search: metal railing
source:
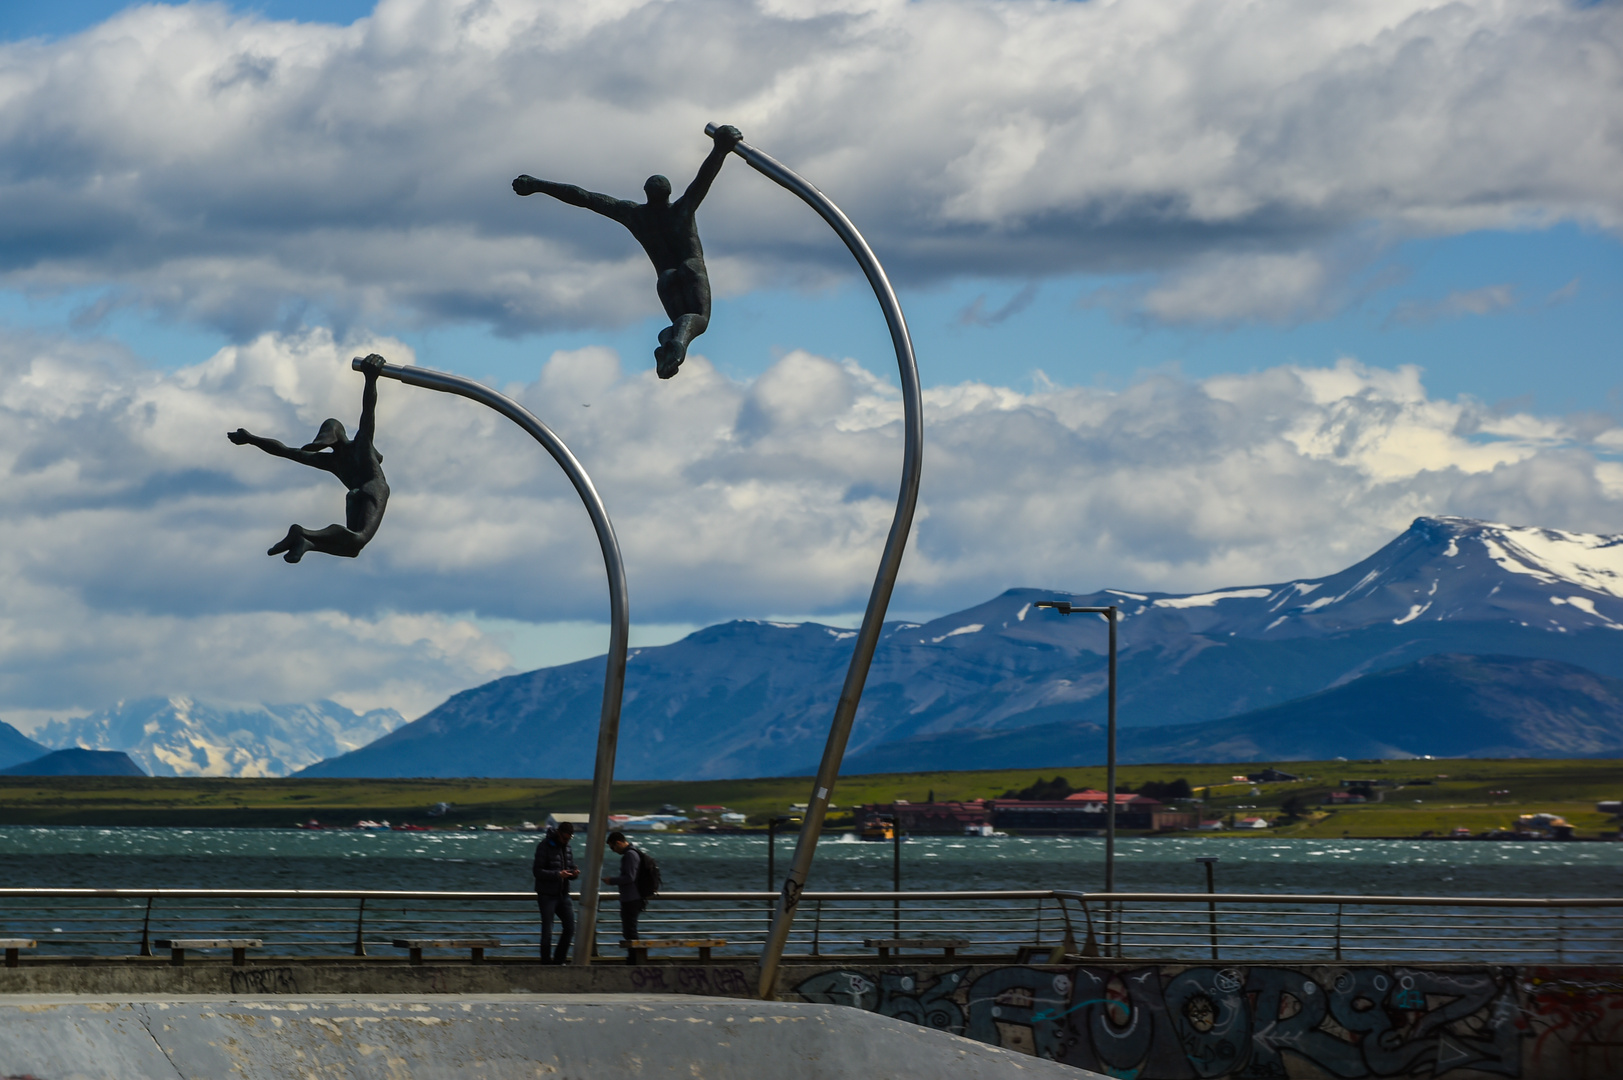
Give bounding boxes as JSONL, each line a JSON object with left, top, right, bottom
{"left": 1060, "top": 892, "right": 1623, "bottom": 964}
{"left": 0, "top": 888, "right": 1616, "bottom": 964}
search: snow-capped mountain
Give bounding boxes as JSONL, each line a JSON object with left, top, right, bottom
{"left": 36, "top": 697, "right": 406, "bottom": 778}
{"left": 1050, "top": 515, "right": 1623, "bottom": 642}
{"left": 301, "top": 517, "right": 1623, "bottom": 780}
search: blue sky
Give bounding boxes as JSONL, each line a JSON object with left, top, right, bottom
{"left": 0, "top": 0, "right": 1619, "bottom": 722}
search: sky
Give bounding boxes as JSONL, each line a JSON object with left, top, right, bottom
{"left": 0, "top": 0, "right": 1619, "bottom": 729}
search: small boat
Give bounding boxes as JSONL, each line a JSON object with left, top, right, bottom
{"left": 295, "top": 819, "right": 323, "bottom": 830}
{"left": 861, "top": 819, "right": 895, "bottom": 841}
{"left": 355, "top": 819, "right": 390, "bottom": 830}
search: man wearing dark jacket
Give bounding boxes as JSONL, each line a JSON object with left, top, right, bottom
{"left": 532, "top": 822, "right": 579, "bottom": 963}
{"left": 602, "top": 831, "right": 645, "bottom": 944}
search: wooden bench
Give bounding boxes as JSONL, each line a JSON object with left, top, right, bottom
{"left": 863, "top": 937, "right": 970, "bottom": 960}
{"left": 0, "top": 939, "right": 34, "bottom": 968}
{"left": 153, "top": 938, "right": 262, "bottom": 967}
{"left": 621, "top": 938, "right": 727, "bottom": 964}
{"left": 1016, "top": 944, "right": 1065, "bottom": 964}
{"left": 392, "top": 938, "right": 500, "bottom": 964}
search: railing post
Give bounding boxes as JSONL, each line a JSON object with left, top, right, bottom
{"left": 139, "top": 896, "right": 153, "bottom": 957}
{"left": 1334, "top": 903, "right": 1343, "bottom": 962}
{"left": 353, "top": 897, "right": 367, "bottom": 957}
{"left": 812, "top": 899, "right": 822, "bottom": 957}
{"left": 1207, "top": 894, "right": 1219, "bottom": 962}
{"left": 1557, "top": 910, "right": 1566, "bottom": 964}
{"left": 1036, "top": 897, "right": 1045, "bottom": 946}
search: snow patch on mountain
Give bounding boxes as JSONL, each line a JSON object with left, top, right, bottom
{"left": 1155, "top": 588, "right": 1272, "bottom": 609}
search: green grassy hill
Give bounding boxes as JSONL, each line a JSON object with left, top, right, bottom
{"left": 0, "top": 758, "right": 1617, "bottom": 836}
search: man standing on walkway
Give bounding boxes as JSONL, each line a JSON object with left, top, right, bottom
{"left": 602, "top": 831, "right": 644, "bottom": 943}
{"left": 533, "top": 821, "right": 579, "bottom": 963}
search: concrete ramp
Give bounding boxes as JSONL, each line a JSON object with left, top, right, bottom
{"left": 0, "top": 994, "right": 1101, "bottom": 1079}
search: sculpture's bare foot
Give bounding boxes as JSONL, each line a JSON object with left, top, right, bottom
{"left": 268, "top": 525, "right": 311, "bottom": 564}
{"left": 655, "top": 340, "right": 686, "bottom": 379}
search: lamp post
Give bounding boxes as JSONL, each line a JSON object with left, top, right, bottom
{"left": 707, "top": 125, "right": 924, "bottom": 1000}
{"left": 1032, "top": 601, "right": 1119, "bottom": 893}
{"left": 353, "top": 357, "right": 628, "bottom": 967}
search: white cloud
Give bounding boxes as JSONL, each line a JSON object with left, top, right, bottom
{"left": 2, "top": 327, "right": 1623, "bottom": 724}
{"left": 1388, "top": 284, "right": 1517, "bottom": 325}
{"left": 0, "top": 0, "right": 1614, "bottom": 333}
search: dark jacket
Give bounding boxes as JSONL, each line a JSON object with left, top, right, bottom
{"left": 532, "top": 829, "right": 577, "bottom": 896}
{"left": 605, "top": 845, "right": 642, "bottom": 902}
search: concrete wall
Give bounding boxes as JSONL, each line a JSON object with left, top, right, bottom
{"left": 0, "top": 994, "right": 1097, "bottom": 1080}
{"left": 781, "top": 961, "right": 1623, "bottom": 1080}
{"left": 4, "top": 959, "right": 1618, "bottom": 1077}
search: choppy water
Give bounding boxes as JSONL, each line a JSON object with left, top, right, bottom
{"left": 1, "top": 827, "right": 1618, "bottom": 897}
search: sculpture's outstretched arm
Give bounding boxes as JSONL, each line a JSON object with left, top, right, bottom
{"left": 227, "top": 429, "right": 334, "bottom": 471}
{"left": 512, "top": 176, "right": 636, "bottom": 225}
{"left": 678, "top": 125, "right": 741, "bottom": 212}
{"left": 354, "top": 353, "right": 384, "bottom": 450}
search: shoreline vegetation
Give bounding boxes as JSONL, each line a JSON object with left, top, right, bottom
{"left": 0, "top": 758, "right": 1616, "bottom": 838}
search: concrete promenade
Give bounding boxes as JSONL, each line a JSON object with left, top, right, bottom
{"left": 0, "top": 993, "right": 1097, "bottom": 1079}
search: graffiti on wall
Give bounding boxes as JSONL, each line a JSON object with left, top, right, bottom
{"left": 792, "top": 964, "right": 1623, "bottom": 1079}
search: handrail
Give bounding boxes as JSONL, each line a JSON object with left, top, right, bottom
{"left": 0, "top": 887, "right": 1617, "bottom": 906}
{"left": 1055, "top": 891, "right": 1623, "bottom": 908}
{"left": 0, "top": 888, "right": 1048, "bottom": 902}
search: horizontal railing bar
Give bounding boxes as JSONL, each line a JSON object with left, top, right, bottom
{"left": 1058, "top": 892, "right": 1623, "bottom": 908}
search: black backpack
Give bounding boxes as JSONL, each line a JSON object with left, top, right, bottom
{"left": 634, "top": 846, "right": 662, "bottom": 900}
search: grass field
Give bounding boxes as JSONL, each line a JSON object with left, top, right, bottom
{"left": 0, "top": 758, "right": 1617, "bottom": 835}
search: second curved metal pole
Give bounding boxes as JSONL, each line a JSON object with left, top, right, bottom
{"left": 355, "top": 357, "right": 629, "bottom": 967}
{"left": 706, "top": 126, "right": 925, "bottom": 997}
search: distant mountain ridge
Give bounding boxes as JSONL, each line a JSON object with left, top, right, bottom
{"left": 37, "top": 697, "right": 406, "bottom": 778}
{"left": 0, "top": 721, "right": 48, "bottom": 771}
{"left": 841, "top": 654, "right": 1623, "bottom": 769}
{"left": 301, "top": 516, "right": 1623, "bottom": 779}
{"left": 0, "top": 748, "right": 146, "bottom": 777}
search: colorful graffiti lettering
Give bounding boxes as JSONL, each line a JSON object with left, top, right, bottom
{"left": 791, "top": 964, "right": 1620, "bottom": 1079}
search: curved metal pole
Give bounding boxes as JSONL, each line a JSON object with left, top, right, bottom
{"left": 352, "top": 357, "right": 629, "bottom": 967}
{"left": 705, "top": 125, "right": 924, "bottom": 998}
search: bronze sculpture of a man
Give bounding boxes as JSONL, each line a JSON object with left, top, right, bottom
{"left": 513, "top": 125, "right": 742, "bottom": 379}
{"left": 228, "top": 353, "right": 390, "bottom": 563}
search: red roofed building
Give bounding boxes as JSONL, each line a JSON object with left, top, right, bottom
{"left": 990, "top": 790, "right": 1163, "bottom": 833}
{"left": 858, "top": 800, "right": 992, "bottom": 835}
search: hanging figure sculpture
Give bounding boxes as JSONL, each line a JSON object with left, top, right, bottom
{"left": 228, "top": 353, "right": 389, "bottom": 563}
{"left": 513, "top": 125, "right": 742, "bottom": 379}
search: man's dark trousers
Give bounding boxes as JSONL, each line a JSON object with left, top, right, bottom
{"left": 619, "top": 899, "right": 646, "bottom": 942}
{"left": 537, "top": 896, "right": 574, "bottom": 963}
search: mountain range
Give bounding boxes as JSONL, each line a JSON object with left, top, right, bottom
{"left": 300, "top": 516, "right": 1623, "bottom": 778}
{"left": 27, "top": 697, "right": 404, "bottom": 777}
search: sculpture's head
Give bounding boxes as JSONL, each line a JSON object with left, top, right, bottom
{"left": 644, "top": 174, "right": 672, "bottom": 204}
{"left": 302, "top": 418, "right": 348, "bottom": 451}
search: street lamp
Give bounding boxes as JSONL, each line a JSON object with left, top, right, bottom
{"left": 1033, "top": 600, "right": 1119, "bottom": 893}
